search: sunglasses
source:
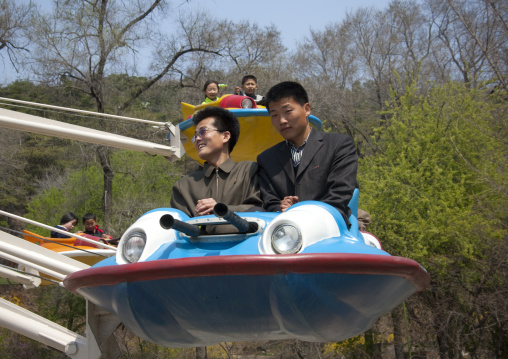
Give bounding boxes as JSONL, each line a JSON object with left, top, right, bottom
{"left": 191, "top": 127, "right": 219, "bottom": 143}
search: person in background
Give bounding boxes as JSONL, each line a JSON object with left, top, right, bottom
{"left": 234, "top": 75, "right": 265, "bottom": 105}
{"left": 257, "top": 81, "right": 359, "bottom": 228}
{"left": 51, "top": 212, "right": 78, "bottom": 238}
{"left": 171, "top": 106, "right": 262, "bottom": 217}
{"left": 82, "top": 213, "right": 113, "bottom": 240}
{"left": 357, "top": 209, "right": 371, "bottom": 231}
{"left": 202, "top": 80, "right": 220, "bottom": 104}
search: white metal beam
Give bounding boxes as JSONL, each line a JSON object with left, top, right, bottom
{"left": 0, "top": 266, "right": 41, "bottom": 288}
{"left": 0, "top": 297, "right": 98, "bottom": 358}
{"left": 0, "top": 107, "right": 180, "bottom": 158}
{"left": 0, "top": 96, "right": 164, "bottom": 126}
{"left": 0, "top": 230, "right": 89, "bottom": 278}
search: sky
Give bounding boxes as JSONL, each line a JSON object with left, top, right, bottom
{"left": 1, "top": 0, "right": 392, "bottom": 85}
{"left": 178, "top": 0, "right": 391, "bottom": 50}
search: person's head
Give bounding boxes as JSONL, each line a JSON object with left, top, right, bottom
{"left": 60, "top": 212, "right": 78, "bottom": 230}
{"left": 265, "top": 81, "right": 309, "bottom": 111}
{"left": 83, "top": 213, "right": 97, "bottom": 232}
{"left": 265, "top": 81, "right": 311, "bottom": 147}
{"left": 191, "top": 107, "right": 240, "bottom": 161}
{"left": 203, "top": 80, "right": 219, "bottom": 101}
{"left": 241, "top": 75, "right": 258, "bottom": 97}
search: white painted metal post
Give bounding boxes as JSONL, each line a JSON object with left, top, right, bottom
{"left": 0, "top": 298, "right": 95, "bottom": 358}
{"left": 0, "top": 230, "right": 89, "bottom": 278}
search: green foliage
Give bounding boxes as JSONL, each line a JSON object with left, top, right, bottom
{"left": 0, "top": 80, "right": 54, "bottom": 105}
{"left": 26, "top": 164, "right": 104, "bottom": 235}
{"left": 102, "top": 74, "right": 149, "bottom": 114}
{"left": 108, "top": 150, "right": 183, "bottom": 233}
{"left": 0, "top": 132, "right": 79, "bottom": 217}
{"left": 359, "top": 81, "right": 507, "bottom": 268}
{"left": 0, "top": 80, "right": 93, "bottom": 215}
{"left": 25, "top": 150, "right": 183, "bottom": 236}
{"left": 358, "top": 80, "right": 508, "bottom": 357}
{"left": 25, "top": 187, "right": 67, "bottom": 235}
{"left": 33, "top": 286, "right": 86, "bottom": 333}
{"left": 0, "top": 79, "right": 95, "bottom": 111}
{"left": 324, "top": 335, "right": 367, "bottom": 358}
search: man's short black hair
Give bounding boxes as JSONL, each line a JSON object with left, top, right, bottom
{"left": 265, "top": 81, "right": 309, "bottom": 111}
{"left": 82, "top": 213, "right": 96, "bottom": 223}
{"left": 241, "top": 75, "right": 257, "bottom": 85}
{"left": 192, "top": 107, "right": 240, "bottom": 153}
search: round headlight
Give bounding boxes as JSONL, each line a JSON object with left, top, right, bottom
{"left": 241, "top": 98, "right": 253, "bottom": 108}
{"left": 271, "top": 224, "right": 302, "bottom": 254}
{"left": 122, "top": 231, "right": 146, "bottom": 263}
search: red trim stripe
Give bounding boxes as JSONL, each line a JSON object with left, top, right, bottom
{"left": 64, "top": 253, "right": 430, "bottom": 293}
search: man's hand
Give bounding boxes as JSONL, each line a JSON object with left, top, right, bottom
{"left": 281, "top": 196, "right": 299, "bottom": 212}
{"left": 195, "top": 198, "right": 218, "bottom": 216}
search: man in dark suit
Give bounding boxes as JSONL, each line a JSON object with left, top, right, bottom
{"left": 257, "top": 81, "right": 358, "bottom": 226}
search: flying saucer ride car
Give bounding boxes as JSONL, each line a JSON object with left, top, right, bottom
{"left": 64, "top": 94, "right": 431, "bottom": 348}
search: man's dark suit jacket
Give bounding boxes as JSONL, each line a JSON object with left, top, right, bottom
{"left": 257, "top": 129, "right": 358, "bottom": 224}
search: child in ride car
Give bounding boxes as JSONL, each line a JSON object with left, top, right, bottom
{"left": 82, "top": 213, "right": 112, "bottom": 240}
{"left": 202, "top": 80, "right": 220, "bottom": 104}
{"left": 50, "top": 212, "right": 78, "bottom": 238}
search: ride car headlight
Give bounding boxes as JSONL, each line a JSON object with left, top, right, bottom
{"left": 271, "top": 224, "right": 302, "bottom": 254}
{"left": 122, "top": 231, "right": 146, "bottom": 263}
{"left": 241, "top": 98, "right": 253, "bottom": 108}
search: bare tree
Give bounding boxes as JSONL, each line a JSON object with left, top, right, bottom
{"left": 195, "top": 345, "right": 207, "bottom": 359}
{"left": 344, "top": 7, "right": 401, "bottom": 111}
{"left": 221, "top": 21, "right": 285, "bottom": 73}
{"left": 428, "top": 0, "right": 508, "bottom": 89}
{"left": 294, "top": 23, "right": 358, "bottom": 89}
{"left": 0, "top": 0, "right": 33, "bottom": 72}
{"left": 152, "top": 18, "right": 287, "bottom": 108}
{"left": 27, "top": 0, "right": 223, "bottom": 224}
{"left": 447, "top": 0, "right": 508, "bottom": 89}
